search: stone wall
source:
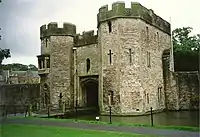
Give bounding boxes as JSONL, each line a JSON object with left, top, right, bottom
{"left": 76, "top": 43, "right": 99, "bottom": 107}
{"left": 118, "top": 19, "right": 143, "bottom": 114}
{"left": 98, "top": 19, "right": 121, "bottom": 115}
{"left": 98, "top": 17, "right": 171, "bottom": 115}
{"left": 0, "top": 84, "right": 40, "bottom": 113}
{"left": 166, "top": 71, "right": 199, "bottom": 110}
{"left": 138, "top": 19, "right": 171, "bottom": 113}
{"left": 76, "top": 44, "right": 99, "bottom": 76}
{"left": 50, "top": 36, "right": 74, "bottom": 109}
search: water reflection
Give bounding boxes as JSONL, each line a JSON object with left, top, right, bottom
{"left": 76, "top": 110, "right": 199, "bottom": 127}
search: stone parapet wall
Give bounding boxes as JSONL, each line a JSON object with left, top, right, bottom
{"left": 74, "top": 30, "right": 97, "bottom": 47}
{"left": 97, "top": 2, "right": 170, "bottom": 34}
{"left": 40, "top": 22, "right": 76, "bottom": 39}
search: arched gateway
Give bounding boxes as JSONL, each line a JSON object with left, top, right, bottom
{"left": 80, "top": 76, "right": 99, "bottom": 110}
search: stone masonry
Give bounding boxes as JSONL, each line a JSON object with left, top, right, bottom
{"left": 37, "top": 2, "right": 198, "bottom": 115}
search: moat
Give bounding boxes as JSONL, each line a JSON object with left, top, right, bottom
{"left": 69, "top": 110, "right": 199, "bottom": 127}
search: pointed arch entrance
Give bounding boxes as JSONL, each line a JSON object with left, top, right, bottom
{"left": 80, "top": 75, "right": 99, "bottom": 110}
{"left": 42, "top": 83, "right": 50, "bottom": 107}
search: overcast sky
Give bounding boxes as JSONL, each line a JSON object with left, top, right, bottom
{"left": 0, "top": 0, "right": 199, "bottom": 66}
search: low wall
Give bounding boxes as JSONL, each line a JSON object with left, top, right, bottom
{"left": 0, "top": 84, "right": 40, "bottom": 114}
{"left": 166, "top": 71, "right": 199, "bottom": 110}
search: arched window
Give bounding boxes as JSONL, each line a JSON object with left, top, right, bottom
{"left": 108, "top": 21, "right": 112, "bottom": 33}
{"left": 43, "top": 83, "right": 48, "bottom": 90}
{"left": 86, "top": 58, "right": 90, "bottom": 73}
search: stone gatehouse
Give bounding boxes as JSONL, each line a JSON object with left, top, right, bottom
{"left": 37, "top": 2, "right": 172, "bottom": 115}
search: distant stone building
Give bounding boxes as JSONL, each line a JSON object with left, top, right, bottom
{"left": 0, "top": 70, "right": 40, "bottom": 84}
{"left": 37, "top": 2, "right": 199, "bottom": 115}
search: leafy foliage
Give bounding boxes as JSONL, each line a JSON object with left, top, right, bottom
{"left": 173, "top": 27, "right": 199, "bottom": 51}
{"left": 0, "top": 48, "right": 11, "bottom": 64}
{"left": 172, "top": 27, "right": 199, "bottom": 71}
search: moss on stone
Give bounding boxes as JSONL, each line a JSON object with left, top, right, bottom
{"left": 112, "top": 2, "right": 125, "bottom": 16}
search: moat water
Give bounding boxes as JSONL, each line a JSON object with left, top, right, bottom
{"left": 73, "top": 110, "right": 199, "bottom": 127}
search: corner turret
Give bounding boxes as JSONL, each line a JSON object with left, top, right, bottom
{"left": 40, "top": 22, "right": 76, "bottom": 39}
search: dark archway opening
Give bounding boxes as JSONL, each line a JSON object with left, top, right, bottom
{"left": 84, "top": 81, "right": 98, "bottom": 109}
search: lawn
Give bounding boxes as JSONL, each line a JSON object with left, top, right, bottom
{"left": 1, "top": 124, "right": 157, "bottom": 137}
{"left": 7, "top": 116, "right": 200, "bottom": 132}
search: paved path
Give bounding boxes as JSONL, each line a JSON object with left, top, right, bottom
{"left": 1, "top": 118, "right": 199, "bottom": 137}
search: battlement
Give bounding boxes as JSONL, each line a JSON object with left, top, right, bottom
{"left": 74, "top": 30, "right": 97, "bottom": 47}
{"left": 97, "top": 1, "right": 171, "bottom": 34}
{"left": 40, "top": 22, "right": 76, "bottom": 39}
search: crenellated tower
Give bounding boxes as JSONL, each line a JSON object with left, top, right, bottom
{"left": 38, "top": 22, "right": 76, "bottom": 109}
{"left": 98, "top": 2, "right": 171, "bottom": 115}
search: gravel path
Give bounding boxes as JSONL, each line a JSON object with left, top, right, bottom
{"left": 1, "top": 118, "right": 199, "bottom": 137}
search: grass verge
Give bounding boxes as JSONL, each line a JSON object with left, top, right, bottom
{"left": 1, "top": 124, "right": 158, "bottom": 137}
{"left": 6, "top": 116, "right": 200, "bottom": 132}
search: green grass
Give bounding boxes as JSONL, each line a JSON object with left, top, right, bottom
{"left": 7, "top": 116, "right": 200, "bottom": 132}
{"left": 1, "top": 124, "right": 157, "bottom": 137}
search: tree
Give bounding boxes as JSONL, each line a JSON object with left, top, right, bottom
{"left": 172, "top": 27, "right": 199, "bottom": 71}
{"left": 0, "top": 48, "right": 11, "bottom": 65}
{"left": 1, "top": 63, "right": 38, "bottom": 71}
{"left": 172, "top": 27, "right": 200, "bottom": 52}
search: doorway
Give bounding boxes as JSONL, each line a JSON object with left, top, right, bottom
{"left": 80, "top": 77, "right": 99, "bottom": 110}
{"left": 85, "top": 81, "right": 98, "bottom": 108}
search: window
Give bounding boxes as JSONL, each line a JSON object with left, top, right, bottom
{"left": 44, "top": 83, "right": 48, "bottom": 90}
{"left": 158, "top": 87, "right": 162, "bottom": 102}
{"left": 46, "top": 58, "right": 50, "bottom": 68}
{"left": 108, "top": 21, "right": 112, "bottom": 33}
{"left": 108, "top": 91, "right": 114, "bottom": 105}
{"left": 157, "top": 32, "right": 159, "bottom": 45}
{"left": 146, "top": 26, "right": 149, "bottom": 40}
{"left": 43, "top": 60, "right": 45, "bottom": 69}
{"left": 129, "top": 48, "right": 134, "bottom": 64}
{"left": 46, "top": 38, "right": 48, "bottom": 47}
{"left": 38, "top": 60, "right": 42, "bottom": 69}
{"left": 160, "top": 87, "right": 162, "bottom": 101}
{"left": 147, "top": 51, "right": 151, "bottom": 67}
{"left": 158, "top": 87, "right": 160, "bottom": 102}
{"left": 86, "top": 58, "right": 90, "bottom": 72}
{"left": 147, "top": 93, "right": 149, "bottom": 104}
